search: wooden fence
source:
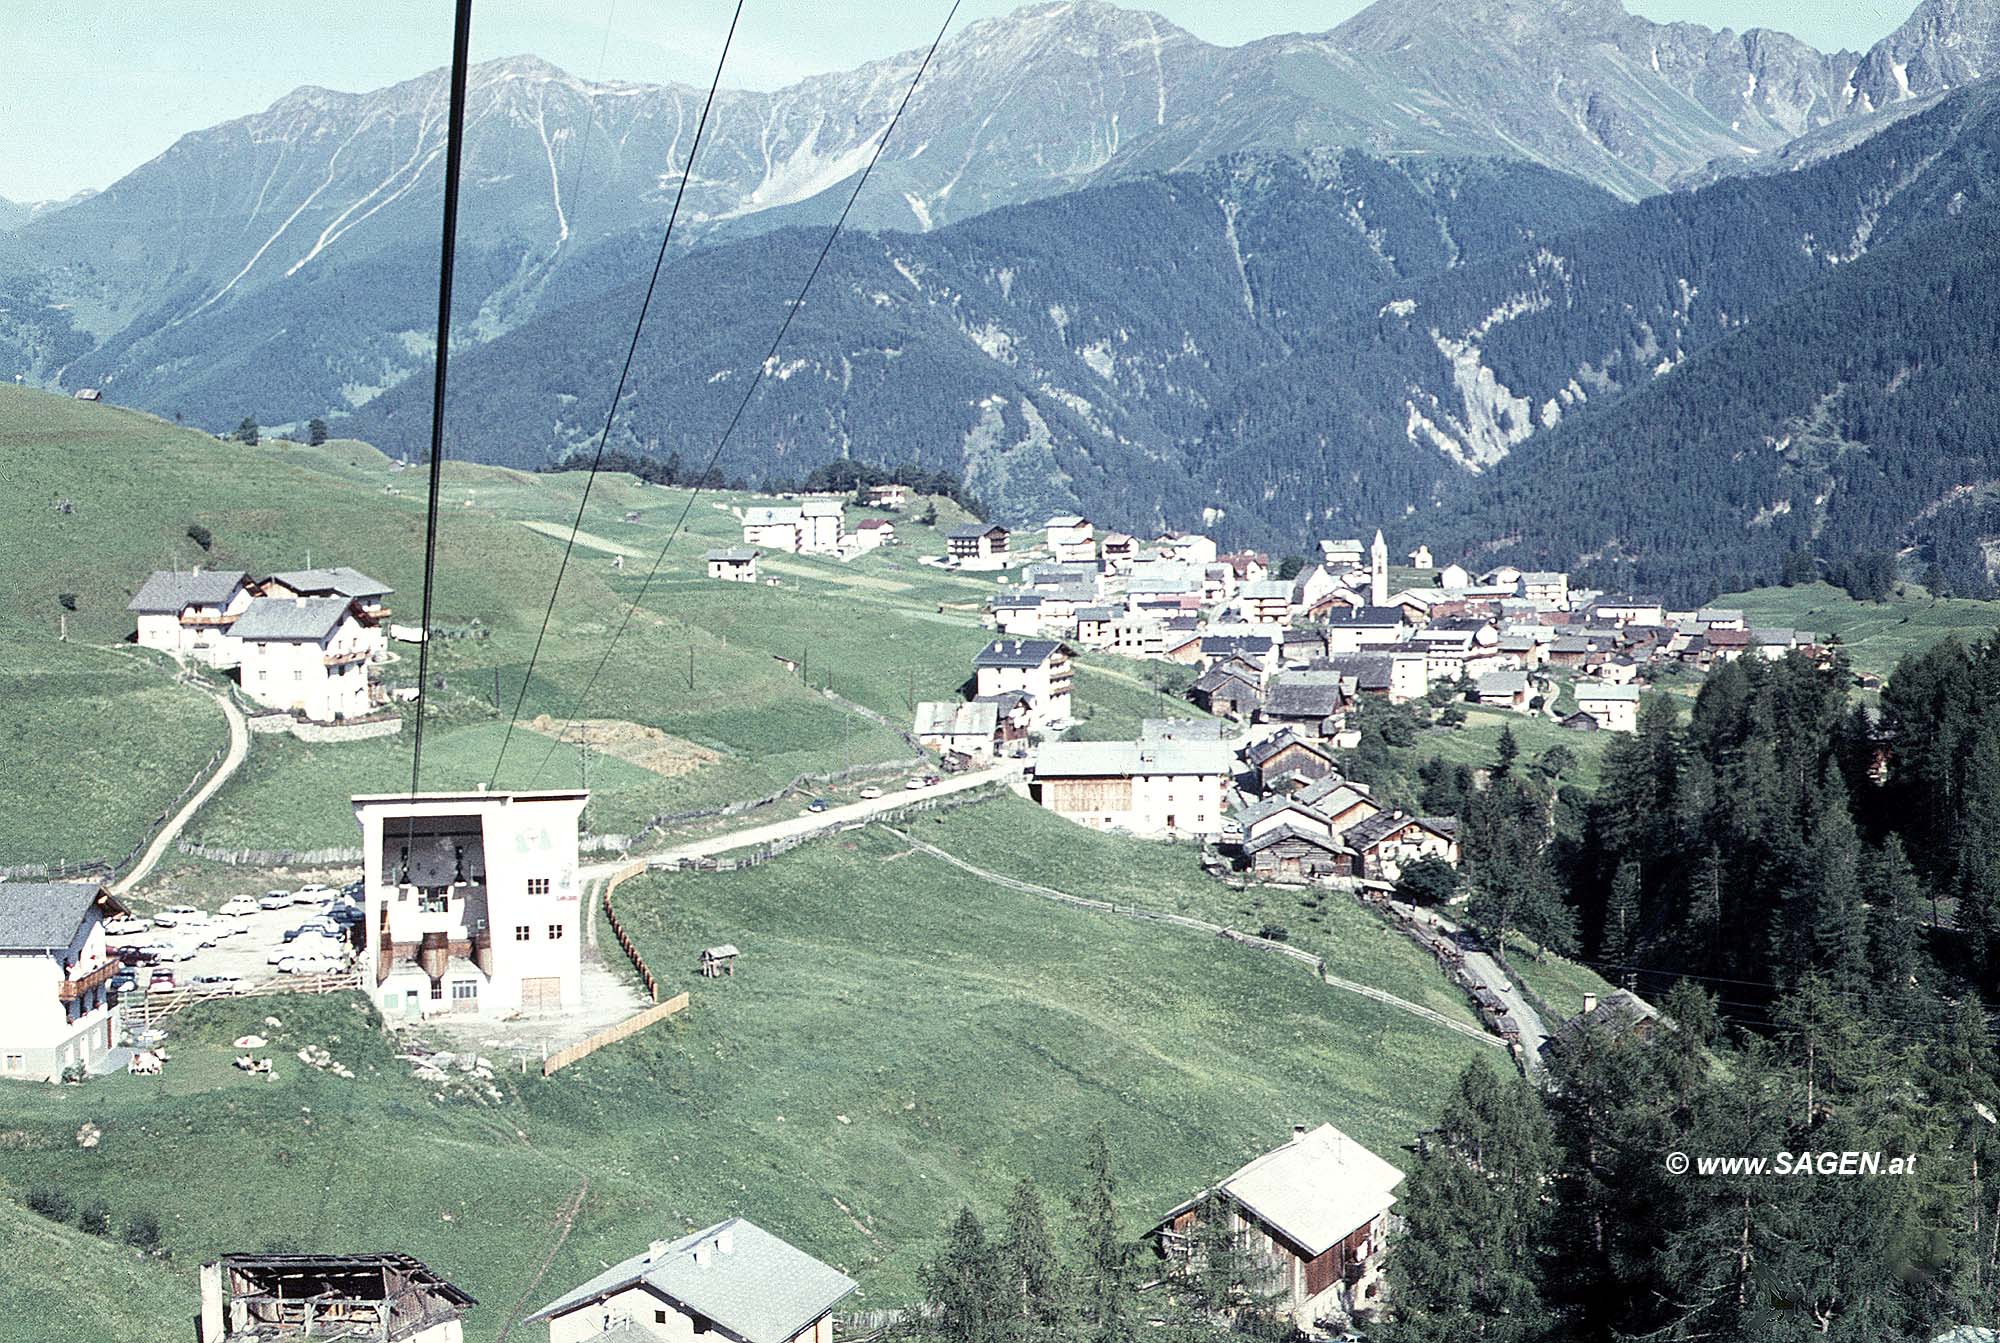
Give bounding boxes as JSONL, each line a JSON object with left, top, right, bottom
{"left": 2, "top": 746, "right": 225, "bottom": 881}
{"left": 652, "top": 785, "right": 1004, "bottom": 876}
{"left": 126, "top": 970, "right": 363, "bottom": 1026}
{"left": 540, "top": 992, "right": 690, "bottom": 1077}
{"left": 597, "top": 861, "right": 660, "bottom": 1001}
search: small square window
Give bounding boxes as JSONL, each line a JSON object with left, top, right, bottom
{"left": 547, "top": 924, "right": 565, "bottom": 941}
{"left": 655, "top": 1311, "right": 668, "bottom": 1325}
{"left": 526, "top": 877, "right": 551, "bottom": 897}
{"left": 514, "top": 925, "right": 531, "bottom": 942}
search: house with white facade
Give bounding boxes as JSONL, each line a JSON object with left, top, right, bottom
{"left": 352, "top": 789, "right": 590, "bottom": 1019}
{"left": 946, "top": 524, "right": 1011, "bottom": 568}
{"left": 1239, "top": 579, "right": 1295, "bottom": 626}
{"left": 913, "top": 700, "right": 1000, "bottom": 763}
{"left": 1519, "top": 571, "right": 1571, "bottom": 609}
{"left": 798, "top": 499, "right": 844, "bottom": 554}
{"left": 1153, "top": 1123, "right": 1405, "bottom": 1333}
{"left": 261, "top": 567, "right": 392, "bottom": 663}
{"left": 230, "top": 596, "right": 375, "bottom": 722}
{"left": 525, "top": 1219, "right": 855, "bottom": 1343}
{"left": 1574, "top": 682, "right": 1641, "bottom": 732}
{"left": 972, "top": 639, "right": 1072, "bottom": 730}
{"left": 705, "top": 548, "right": 760, "bottom": 582}
{"left": 850, "top": 518, "right": 894, "bottom": 552}
{"left": 0, "top": 882, "right": 128, "bottom": 1082}
{"left": 1032, "top": 738, "right": 1234, "bottom": 838}
{"left": 1045, "top": 515, "right": 1097, "bottom": 563}
{"left": 742, "top": 506, "right": 804, "bottom": 553}
{"left": 128, "top": 568, "right": 253, "bottom": 666}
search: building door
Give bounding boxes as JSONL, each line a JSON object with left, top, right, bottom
{"left": 520, "top": 977, "right": 561, "bottom": 1011}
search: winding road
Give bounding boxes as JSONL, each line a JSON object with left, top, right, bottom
{"left": 114, "top": 682, "right": 249, "bottom": 896}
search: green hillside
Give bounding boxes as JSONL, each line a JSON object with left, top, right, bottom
{"left": 0, "top": 387, "right": 1019, "bottom": 856}
{"left": 0, "top": 799, "right": 1502, "bottom": 1338}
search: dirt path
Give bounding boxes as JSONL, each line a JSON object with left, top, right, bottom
{"left": 114, "top": 682, "right": 248, "bottom": 896}
{"left": 495, "top": 1177, "right": 589, "bottom": 1343}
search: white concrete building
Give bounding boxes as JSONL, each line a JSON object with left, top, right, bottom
{"left": 742, "top": 506, "right": 803, "bottom": 553}
{"left": 526, "top": 1219, "right": 855, "bottom": 1343}
{"left": 0, "top": 882, "right": 127, "bottom": 1082}
{"left": 1574, "top": 682, "right": 1641, "bottom": 733}
{"left": 972, "top": 638, "right": 1073, "bottom": 730}
{"left": 1520, "top": 571, "right": 1571, "bottom": 609}
{"left": 261, "top": 567, "right": 393, "bottom": 664}
{"left": 798, "top": 499, "right": 844, "bottom": 554}
{"left": 128, "top": 568, "right": 252, "bottom": 666}
{"left": 231, "top": 596, "right": 374, "bottom": 722}
{"left": 1032, "top": 738, "right": 1234, "bottom": 838}
{"left": 353, "top": 789, "right": 589, "bottom": 1019}
{"left": 1045, "top": 515, "right": 1097, "bottom": 563}
{"left": 704, "top": 548, "right": 760, "bottom": 582}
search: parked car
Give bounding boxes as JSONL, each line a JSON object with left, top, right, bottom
{"left": 923, "top": 774, "right": 942, "bottom": 786}
{"left": 327, "top": 905, "right": 365, "bottom": 927}
{"left": 805, "top": 798, "right": 830, "bottom": 813}
{"left": 153, "top": 904, "right": 203, "bottom": 928}
{"left": 219, "top": 895, "right": 260, "bottom": 918}
{"left": 191, "top": 973, "right": 242, "bottom": 988}
{"left": 279, "top": 955, "right": 340, "bottom": 975}
{"left": 159, "top": 942, "right": 198, "bottom": 962}
{"left": 108, "top": 973, "right": 136, "bottom": 995}
{"left": 904, "top": 777, "right": 926, "bottom": 790}
{"left": 104, "top": 914, "right": 149, "bottom": 936}
{"left": 147, "top": 969, "right": 176, "bottom": 991}
{"left": 283, "top": 920, "right": 339, "bottom": 943}
{"left": 292, "top": 884, "right": 335, "bottom": 905}
{"left": 111, "top": 945, "right": 158, "bottom": 967}
{"left": 858, "top": 785, "right": 884, "bottom": 800}
{"left": 259, "top": 891, "right": 293, "bottom": 911}
{"left": 272, "top": 936, "right": 338, "bottom": 964}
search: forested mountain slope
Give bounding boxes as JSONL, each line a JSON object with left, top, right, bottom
{"left": 348, "top": 152, "right": 1618, "bottom": 530}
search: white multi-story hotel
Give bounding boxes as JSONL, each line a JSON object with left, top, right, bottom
{"left": 352, "top": 789, "right": 589, "bottom": 1019}
{"left": 0, "top": 882, "right": 128, "bottom": 1082}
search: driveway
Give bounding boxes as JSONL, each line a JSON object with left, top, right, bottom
{"left": 585, "top": 760, "right": 1024, "bottom": 877}
{"left": 1390, "top": 898, "right": 1551, "bottom": 1071}
{"left": 114, "top": 684, "right": 248, "bottom": 896}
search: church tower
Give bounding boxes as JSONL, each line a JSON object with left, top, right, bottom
{"left": 1370, "top": 529, "right": 1389, "bottom": 607}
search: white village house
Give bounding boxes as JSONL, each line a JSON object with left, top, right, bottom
{"left": 741, "top": 506, "right": 804, "bottom": 553}
{"left": 128, "top": 568, "right": 253, "bottom": 665}
{"left": 971, "top": 638, "right": 1073, "bottom": 730}
{"left": 230, "top": 595, "right": 375, "bottom": 722}
{"left": 797, "top": 499, "right": 844, "bottom": 554}
{"left": 913, "top": 700, "right": 1000, "bottom": 763}
{"left": 525, "top": 1218, "right": 855, "bottom": 1343}
{"left": 0, "top": 882, "right": 128, "bottom": 1082}
{"left": 1153, "top": 1123, "right": 1405, "bottom": 1333}
{"left": 1031, "top": 737, "right": 1233, "bottom": 838}
{"left": 704, "top": 548, "right": 760, "bottom": 582}
{"left": 353, "top": 789, "right": 589, "bottom": 1019}
{"left": 1574, "top": 682, "right": 1641, "bottom": 733}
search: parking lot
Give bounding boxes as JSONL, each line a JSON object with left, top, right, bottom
{"left": 108, "top": 887, "right": 362, "bottom": 993}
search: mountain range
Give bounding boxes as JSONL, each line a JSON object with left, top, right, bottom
{"left": 9, "top": 0, "right": 2000, "bottom": 599}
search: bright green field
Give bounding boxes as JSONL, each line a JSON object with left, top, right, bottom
{"left": 1723, "top": 581, "right": 2000, "bottom": 679}
{"left": 0, "top": 798, "right": 1499, "bottom": 1340}
{"left": 0, "top": 637, "right": 227, "bottom": 866}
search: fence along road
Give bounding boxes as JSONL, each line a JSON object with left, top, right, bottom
{"left": 879, "top": 825, "right": 1504, "bottom": 1051}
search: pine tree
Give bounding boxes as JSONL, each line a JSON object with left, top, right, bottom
{"left": 1072, "top": 1125, "right": 1132, "bottom": 1342}
{"left": 1492, "top": 726, "right": 1519, "bottom": 780}
{"left": 999, "top": 1176, "right": 1066, "bottom": 1335}
{"left": 1385, "top": 1063, "right": 1555, "bottom": 1343}
{"left": 1602, "top": 860, "right": 1642, "bottom": 965}
{"left": 234, "top": 416, "right": 260, "bottom": 445}
{"left": 924, "top": 1206, "right": 1006, "bottom": 1343}
{"left": 306, "top": 416, "right": 329, "bottom": 446}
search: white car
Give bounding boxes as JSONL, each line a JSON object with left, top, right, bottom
{"left": 219, "top": 895, "right": 259, "bottom": 917}
{"left": 279, "top": 955, "right": 341, "bottom": 975}
{"left": 159, "top": 942, "right": 199, "bottom": 962}
{"left": 292, "top": 884, "right": 335, "bottom": 905}
{"left": 858, "top": 785, "right": 884, "bottom": 800}
{"left": 153, "top": 905, "right": 203, "bottom": 928}
{"left": 271, "top": 935, "right": 340, "bottom": 965}
{"left": 104, "top": 915, "right": 149, "bottom": 936}
{"left": 259, "top": 891, "right": 293, "bottom": 911}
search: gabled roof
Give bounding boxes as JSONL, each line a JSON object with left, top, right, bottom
{"left": 799, "top": 499, "right": 843, "bottom": 516}
{"left": 1322, "top": 654, "right": 1392, "bottom": 692}
{"left": 1192, "top": 663, "right": 1261, "bottom": 695}
{"left": 1246, "top": 730, "right": 1334, "bottom": 767}
{"left": 525, "top": 1219, "right": 856, "bottom": 1343}
{"left": 947, "top": 523, "right": 1008, "bottom": 540}
{"left": 1574, "top": 682, "right": 1641, "bottom": 703}
{"left": 228, "top": 596, "right": 353, "bottom": 642}
{"left": 914, "top": 701, "right": 999, "bottom": 738}
{"left": 1239, "top": 579, "right": 1293, "bottom": 600}
{"left": 1157, "top": 1124, "right": 1403, "bottom": 1258}
{"left": 1035, "top": 739, "right": 1234, "bottom": 779}
{"left": 127, "top": 569, "right": 248, "bottom": 613}
{"left": 0, "top": 882, "right": 125, "bottom": 951}
{"left": 1324, "top": 606, "right": 1405, "bottom": 627}
{"left": 973, "top": 638, "right": 1066, "bottom": 669}
{"left": 1202, "top": 634, "right": 1274, "bottom": 657}
{"left": 1476, "top": 670, "right": 1530, "bottom": 696}
{"left": 1342, "top": 810, "right": 1451, "bottom": 851}
{"left": 1244, "top": 823, "right": 1349, "bottom": 856}
{"left": 1261, "top": 674, "right": 1347, "bottom": 720}
{"left": 1235, "top": 795, "right": 1331, "bottom": 830}
{"left": 266, "top": 566, "right": 392, "bottom": 599}
{"left": 743, "top": 506, "right": 802, "bottom": 526}
{"left": 704, "top": 548, "right": 759, "bottom": 562}
{"left": 1541, "top": 989, "right": 1661, "bottom": 1060}
{"left": 1142, "top": 717, "right": 1229, "bottom": 742}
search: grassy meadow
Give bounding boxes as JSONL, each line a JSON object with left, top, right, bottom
{"left": 0, "top": 798, "right": 1503, "bottom": 1339}
{"left": 1722, "top": 581, "right": 2000, "bottom": 679}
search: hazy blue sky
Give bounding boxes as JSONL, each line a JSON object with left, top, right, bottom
{"left": 7, "top": 0, "right": 1914, "bottom": 201}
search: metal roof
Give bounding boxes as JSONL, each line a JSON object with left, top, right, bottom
{"left": 1035, "top": 739, "right": 1233, "bottom": 778}
{"left": 1156, "top": 1124, "right": 1403, "bottom": 1258}
{"left": 127, "top": 568, "right": 247, "bottom": 613}
{"left": 525, "top": 1219, "right": 855, "bottom": 1343}
{"left": 228, "top": 596, "right": 353, "bottom": 641}
{"left": 1574, "top": 682, "right": 1641, "bottom": 702}
{"left": 704, "top": 548, "right": 759, "bottom": 562}
{"left": 973, "top": 638, "right": 1065, "bottom": 669}
{"left": 914, "top": 701, "right": 999, "bottom": 737}
{"left": 743, "top": 507, "right": 802, "bottom": 526}
{"left": 0, "top": 882, "right": 124, "bottom": 951}
{"left": 267, "top": 566, "right": 392, "bottom": 599}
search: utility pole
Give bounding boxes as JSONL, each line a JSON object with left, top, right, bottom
{"left": 578, "top": 735, "right": 591, "bottom": 790}
{"left": 688, "top": 646, "right": 695, "bottom": 692}
{"left": 492, "top": 668, "right": 500, "bottom": 713}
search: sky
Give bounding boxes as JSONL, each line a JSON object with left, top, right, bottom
{"left": 5, "top": 0, "right": 1916, "bottom": 202}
